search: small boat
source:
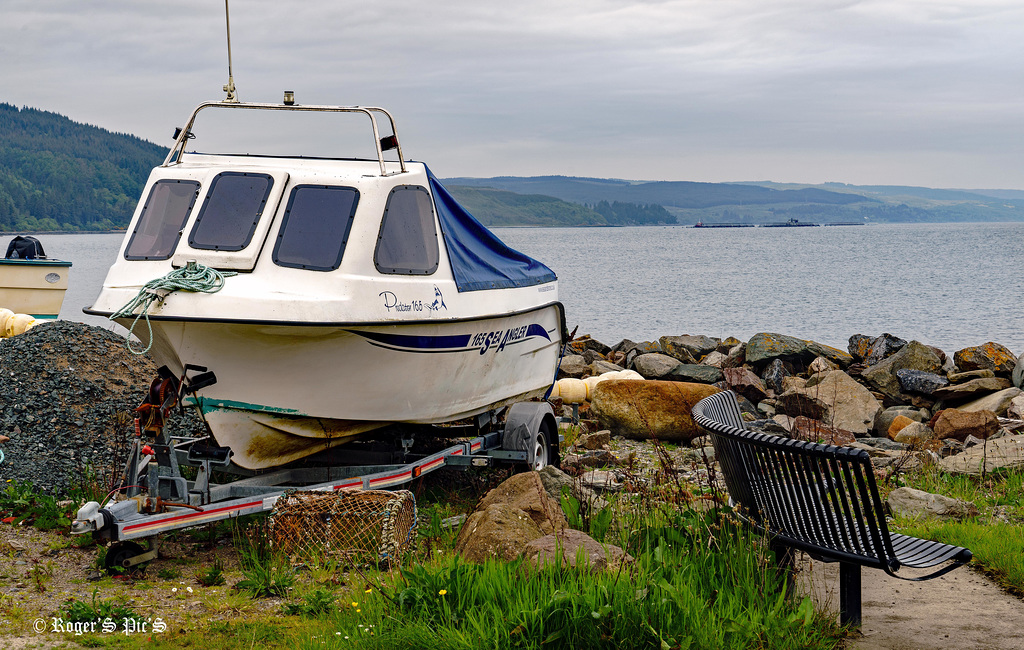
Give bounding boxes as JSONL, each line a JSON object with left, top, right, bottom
{"left": 0, "top": 236, "right": 71, "bottom": 319}
{"left": 87, "top": 97, "right": 566, "bottom": 470}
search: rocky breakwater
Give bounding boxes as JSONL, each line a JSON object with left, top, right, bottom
{"left": 555, "top": 331, "right": 1024, "bottom": 479}
{"left": 0, "top": 321, "right": 201, "bottom": 492}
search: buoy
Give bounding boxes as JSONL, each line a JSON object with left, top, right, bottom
{"left": 555, "top": 378, "right": 588, "bottom": 404}
{"left": 4, "top": 313, "right": 37, "bottom": 337}
{"left": 0, "top": 309, "right": 13, "bottom": 334}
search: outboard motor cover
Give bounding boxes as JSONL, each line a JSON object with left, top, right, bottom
{"left": 5, "top": 236, "right": 46, "bottom": 260}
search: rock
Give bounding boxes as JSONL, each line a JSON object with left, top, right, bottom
{"left": 931, "top": 377, "right": 1012, "bottom": 401}
{"left": 745, "top": 332, "right": 812, "bottom": 366}
{"left": 535, "top": 466, "right": 582, "bottom": 503}
{"left": 887, "top": 487, "right": 977, "bottom": 520}
{"left": 1008, "top": 395, "right": 1024, "bottom": 419}
{"left": 472, "top": 471, "right": 567, "bottom": 535}
{"left": 893, "top": 421, "right": 935, "bottom": 446}
{"left": 939, "top": 434, "right": 1024, "bottom": 475}
{"left": 932, "top": 409, "right": 999, "bottom": 442}
{"left": 589, "top": 360, "right": 625, "bottom": 376}
{"left": 777, "top": 370, "right": 881, "bottom": 436}
{"left": 761, "top": 359, "right": 790, "bottom": 394}
{"left": 887, "top": 415, "right": 915, "bottom": 439}
{"left": 632, "top": 352, "right": 684, "bottom": 379}
{"left": 576, "top": 430, "right": 611, "bottom": 450}
{"left": 808, "top": 356, "right": 838, "bottom": 375}
{"left": 582, "top": 349, "right": 607, "bottom": 364}
{"left": 701, "top": 351, "right": 728, "bottom": 368}
{"left": 895, "top": 369, "right": 949, "bottom": 395}
{"left": 954, "top": 342, "right": 1017, "bottom": 375}
{"left": 590, "top": 380, "right": 720, "bottom": 442}
{"left": 958, "top": 387, "right": 1022, "bottom": 416}
{"left": 1013, "top": 353, "right": 1024, "bottom": 388}
{"left": 568, "top": 335, "right": 612, "bottom": 356}
{"left": 806, "top": 341, "right": 854, "bottom": 368}
{"left": 660, "top": 335, "right": 718, "bottom": 362}
{"left": 789, "top": 416, "right": 856, "bottom": 446}
{"left": 578, "top": 469, "right": 622, "bottom": 492}
{"left": 848, "top": 334, "right": 873, "bottom": 362}
{"left": 864, "top": 333, "right": 907, "bottom": 366}
{"left": 557, "top": 355, "right": 588, "bottom": 379}
{"left": 722, "top": 367, "right": 769, "bottom": 403}
{"left": 521, "top": 529, "right": 633, "bottom": 572}
{"left": 861, "top": 341, "right": 944, "bottom": 401}
{"left": 723, "top": 343, "right": 746, "bottom": 368}
{"left": 624, "top": 341, "right": 664, "bottom": 367}
{"left": 947, "top": 369, "right": 995, "bottom": 382}
{"left": 454, "top": 503, "right": 546, "bottom": 562}
{"left": 874, "top": 407, "right": 925, "bottom": 437}
{"left": 665, "top": 364, "right": 723, "bottom": 384}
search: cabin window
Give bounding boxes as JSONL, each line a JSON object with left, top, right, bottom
{"left": 188, "top": 172, "right": 273, "bottom": 251}
{"left": 272, "top": 185, "right": 360, "bottom": 271}
{"left": 374, "top": 186, "right": 439, "bottom": 275}
{"left": 124, "top": 179, "right": 200, "bottom": 260}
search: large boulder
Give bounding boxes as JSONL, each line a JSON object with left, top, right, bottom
{"left": 521, "top": 529, "right": 634, "bottom": 572}
{"left": 454, "top": 471, "right": 568, "bottom": 563}
{"left": 777, "top": 370, "right": 881, "bottom": 436}
{"left": 789, "top": 416, "right": 856, "bottom": 446}
{"left": 939, "top": 435, "right": 1024, "bottom": 475}
{"left": 472, "top": 471, "right": 567, "bottom": 535}
{"left": 864, "top": 333, "right": 908, "bottom": 366}
{"left": 896, "top": 369, "right": 948, "bottom": 395}
{"left": 632, "top": 352, "right": 684, "bottom": 379}
{"left": 454, "top": 504, "right": 546, "bottom": 563}
{"left": 931, "top": 377, "right": 1012, "bottom": 401}
{"left": 665, "top": 364, "right": 723, "bottom": 384}
{"left": 722, "top": 367, "right": 769, "bottom": 403}
{"left": 590, "top": 380, "right": 720, "bottom": 442}
{"left": 745, "top": 332, "right": 813, "bottom": 366}
{"left": 888, "top": 487, "right": 976, "bottom": 520}
{"left": 954, "top": 342, "right": 1016, "bottom": 376}
{"left": 659, "top": 335, "right": 718, "bottom": 362}
{"left": 861, "top": 341, "right": 943, "bottom": 401}
{"left": 557, "top": 355, "right": 588, "bottom": 379}
{"left": 806, "top": 341, "right": 853, "bottom": 368}
{"left": 958, "top": 387, "right": 1023, "bottom": 416}
{"left": 931, "top": 409, "right": 999, "bottom": 442}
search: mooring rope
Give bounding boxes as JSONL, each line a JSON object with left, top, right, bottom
{"left": 110, "top": 262, "right": 236, "bottom": 355}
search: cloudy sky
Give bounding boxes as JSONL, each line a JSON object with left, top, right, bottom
{"left": 4, "top": 0, "right": 1024, "bottom": 188}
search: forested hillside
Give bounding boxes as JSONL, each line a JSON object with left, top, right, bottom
{"left": 445, "top": 186, "right": 676, "bottom": 226}
{"left": 0, "top": 104, "right": 165, "bottom": 231}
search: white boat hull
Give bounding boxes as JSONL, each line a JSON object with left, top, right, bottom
{"left": 122, "top": 303, "right": 563, "bottom": 469}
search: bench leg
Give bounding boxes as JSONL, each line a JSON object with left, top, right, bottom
{"left": 839, "top": 562, "right": 862, "bottom": 628}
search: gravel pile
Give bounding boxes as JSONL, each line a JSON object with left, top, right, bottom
{"left": 0, "top": 320, "right": 200, "bottom": 494}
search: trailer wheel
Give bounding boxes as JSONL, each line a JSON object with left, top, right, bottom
{"left": 530, "top": 419, "right": 558, "bottom": 471}
{"left": 104, "top": 541, "right": 146, "bottom": 576}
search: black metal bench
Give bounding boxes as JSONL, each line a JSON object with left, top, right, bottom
{"left": 692, "top": 390, "right": 972, "bottom": 627}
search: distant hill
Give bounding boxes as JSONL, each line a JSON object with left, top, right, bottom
{"left": 447, "top": 176, "right": 1024, "bottom": 225}
{"left": 0, "top": 103, "right": 166, "bottom": 231}
{"left": 4, "top": 102, "right": 1024, "bottom": 230}
{"left": 445, "top": 186, "right": 675, "bottom": 227}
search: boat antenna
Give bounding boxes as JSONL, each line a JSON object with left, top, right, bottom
{"left": 222, "top": 0, "right": 238, "bottom": 102}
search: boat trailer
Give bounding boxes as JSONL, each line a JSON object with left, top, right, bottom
{"left": 71, "top": 366, "right": 560, "bottom": 573}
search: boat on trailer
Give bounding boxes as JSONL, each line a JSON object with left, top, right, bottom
{"left": 86, "top": 98, "right": 566, "bottom": 471}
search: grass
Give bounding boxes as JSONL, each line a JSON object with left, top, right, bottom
{"left": 887, "top": 465, "right": 1024, "bottom": 595}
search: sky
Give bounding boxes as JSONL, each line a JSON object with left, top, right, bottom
{"left": 4, "top": 0, "right": 1024, "bottom": 189}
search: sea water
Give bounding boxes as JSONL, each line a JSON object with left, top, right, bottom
{"left": 32, "top": 223, "right": 1024, "bottom": 357}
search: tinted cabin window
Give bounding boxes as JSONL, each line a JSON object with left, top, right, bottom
{"left": 188, "top": 172, "right": 273, "bottom": 251}
{"left": 125, "top": 180, "right": 200, "bottom": 260}
{"left": 273, "top": 185, "right": 360, "bottom": 271}
{"left": 374, "top": 186, "right": 439, "bottom": 274}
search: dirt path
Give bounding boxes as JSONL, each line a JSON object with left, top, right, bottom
{"left": 799, "top": 556, "right": 1024, "bottom": 649}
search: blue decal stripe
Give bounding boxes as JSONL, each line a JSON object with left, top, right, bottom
{"left": 348, "top": 330, "right": 472, "bottom": 350}
{"left": 525, "top": 324, "right": 552, "bottom": 341}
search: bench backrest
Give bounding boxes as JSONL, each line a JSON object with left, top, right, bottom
{"left": 693, "top": 390, "right": 899, "bottom": 571}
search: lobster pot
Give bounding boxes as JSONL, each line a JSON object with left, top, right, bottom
{"left": 269, "top": 490, "right": 417, "bottom": 568}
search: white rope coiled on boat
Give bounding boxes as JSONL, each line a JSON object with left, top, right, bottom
{"left": 110, "top": 262, "right": 236, "bottom": 355}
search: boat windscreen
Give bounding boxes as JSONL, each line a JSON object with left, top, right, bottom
{"left": 427, "top": 168, "right": 556, "bottom": 292}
